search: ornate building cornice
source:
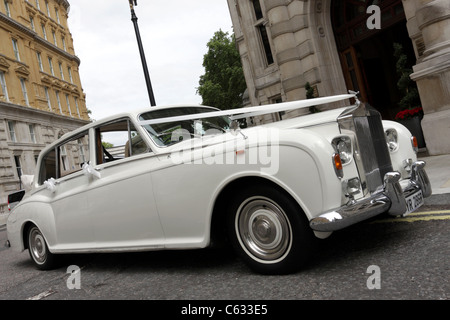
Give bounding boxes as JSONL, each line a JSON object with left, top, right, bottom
{"left": 0, "top": 12, "right": 80, "bottom": 65}
{"left": 55, "top": 0, "right": 71, "bottom": 11}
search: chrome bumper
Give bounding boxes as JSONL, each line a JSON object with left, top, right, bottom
{"left": 310, "top": 161, "right": 432, "bottom": 232}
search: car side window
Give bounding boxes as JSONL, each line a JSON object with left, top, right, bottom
{"left": 38, "top": 148, "right": 57, "bottom": 185}
{"left": 59, "top": 132, "right": 90, "bottom": 178}
{"left": 95, "top": 119, "right": 150, "bottom": 165}
{"left": 38, "top": 131, "right": 90, "bottom": 185}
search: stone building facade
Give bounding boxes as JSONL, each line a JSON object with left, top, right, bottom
{"left": 227, "top": 0, "right": 450, "bottom": 155}
{"left": 0, "top": 0, "right": 90, "bottom": 220}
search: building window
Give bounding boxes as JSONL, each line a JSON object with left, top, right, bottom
{"left": 258, "top": 25, "right": 274, "bottom": 65}
{"left": 44, "top": 86, "right": 52, "bottom": 111}
{"left": 48, "top": 57, "right": 54, "bottom": 76}
{"left": 59, "top": 62, "right": 64, "bottom": 80}
{"left": 14, "top": 155, "right": 23, "bottom": 180}
{"left": 29, "top": 124, "right": 37, "bottom": 143}
{"left": 30, "top": 16, "right": 36, "bottom": 31}
{"left": 55, "top": 8, "right": 60, "bottom": 24}
{"left": 78, "top": 139, "right": 87, "bottom": 164}
{"left": 55, "top": 90, "right": 62, "bottom": 114}
{"left": 250, "top": 1, "right": 274, "bottom": 66}
{"left": 251, "top": 0, "right": 263, "bottom": 20}
{"left": 37, "top": 52, "right": 43, "bottom": 71}
{"left": 4, "top": 0, "right": 11, "bottom": 17}
{"left": 20, "top": 78, "right": 30, "bottom": 106}
{"left": 12, "top": 39, "right": 20, "bottom": 61}
{"left": 8, "top": 121, "right": 16, "bottom": 142}
{"left": 52, "top": 30, "right": 57, "bottom": 46}
{"left": 41, "top": 24, "right": 47, "bottom": 40}
{"left": 45, "top": 1, "right": 50, "bottom": 17}
{"left": 61, "top": 37, "right": 66, "bottom": 51}
{"left": 60, "top": 145, "right": 68, "bottom": 171}
{"left": 65, "top": 94, "right": 72, "bottom": 116}
{"left": 67, "top": 66, "right": 73, "bottom": 83}
{"left": 0, "top": 71, "right": 9, "bottom": 101}
{"left": 35, "top": 0, "right": 40, "bottom": 10}
{"left": 74, "top": 97, "right": 80, "bottom": 118}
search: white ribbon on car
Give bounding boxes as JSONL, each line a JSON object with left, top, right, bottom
{"left": 44, "top": 178, "right": 57, "bottom": 193}
{"left": 21, "top": 175, "right": 34, "bottom": 192}
{"left": 82, "top": 162, "right": 101, "bottom": 179}
{"left": 138, "top": 93, "right": 356, "bottom": 126}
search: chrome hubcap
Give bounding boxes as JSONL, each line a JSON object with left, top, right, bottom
{"left": 29, "top": 228, "right": 47, "bottom": 264}
{"left": 237, "top": 197, "right": 291, "bottom": 262}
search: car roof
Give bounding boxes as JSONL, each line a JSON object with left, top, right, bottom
{"left": 51, "top": 104, "right": 217, "bottom": 147}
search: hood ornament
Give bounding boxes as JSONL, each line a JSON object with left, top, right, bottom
{"left": 348, "top": 90, "right": 361, "bottom": 107}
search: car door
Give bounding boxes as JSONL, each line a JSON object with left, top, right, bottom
{"left": 86, "top": 118, "right": 164, "bottom": 250}
{"left": 37, "top": 130, "right": 95, "bottom": 250}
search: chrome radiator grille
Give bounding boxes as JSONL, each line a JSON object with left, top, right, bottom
{"left": 338, "top": 103, "right": 393, "bottom": 195}
{"left": 353, "top": 114, "right": 393, "bottom": 193}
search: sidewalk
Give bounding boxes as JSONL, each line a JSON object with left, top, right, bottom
{"left": 0, "top": 154, "right": 448, "bottom": 227}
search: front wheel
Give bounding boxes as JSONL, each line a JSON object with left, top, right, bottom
{"left": 227, "top": 185, "right": 316, "bottom": 274}
{"left": 27, "top": 225, "right": 57, "bottom": 270}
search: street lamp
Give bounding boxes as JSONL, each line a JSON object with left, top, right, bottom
{"left": 128, "top": 0, "right": 156, "bottom": 106}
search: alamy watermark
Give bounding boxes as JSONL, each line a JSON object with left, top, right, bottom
{"left": 168, "top": 125, "right": 281, "bottom": 176}
{"left": 367, "top": 5, "right": 381, "bottom": 30}
{"left": 64, "top": 264, "right": 381, "bottom": 291}
{"left": 366, "top": 265, "right": 381, "bottom": 290}
{"left": 67, "top": 265, "right": 81, "bottom": 290}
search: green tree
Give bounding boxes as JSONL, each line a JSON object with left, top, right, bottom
{"left": 102, "top": 141, "right": 114, "bottom": 149}
{"left": 305, "top": 82, "right": 319, "bottom": 113}
{"left": 197, "top": 30, "right": 247, "bottom": 110}
{"left": 393, "top": 42, "right": 421, "bottom": 109}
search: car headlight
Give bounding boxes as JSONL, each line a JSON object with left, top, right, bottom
{"left": 385, "top": 129, "right": 398, "bottom": 152}
{"left": 332, "top": 136, "right": 352, "bottom": 165}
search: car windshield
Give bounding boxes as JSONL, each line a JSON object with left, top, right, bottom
{"left": 139, "top": 107, "right": 231, "bottom": 147}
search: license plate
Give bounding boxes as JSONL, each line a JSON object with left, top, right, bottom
{"left": 405, "top": 190, "right": 424, "bottom": 214}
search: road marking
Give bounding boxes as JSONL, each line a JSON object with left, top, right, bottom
{"left": 407, "top": 210, "right": 450, "bottom": 216}
{"left": 27, "top": 289, "right": 56, "bottom": 300}
{"left": 372, "top": 210, "right": 450, "bottom": 224}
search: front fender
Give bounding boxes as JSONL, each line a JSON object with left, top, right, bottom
{"left": 382, "top": 120, "right": 419, "bottom": 177}
{"left": 275, "top": 129, "right": 343, "bottom": 218}
{"left": 209, "top": 128, "right": 343, "bottom": 221}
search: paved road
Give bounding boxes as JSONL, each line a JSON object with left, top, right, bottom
{"left": 0, "top": 195, "right": 448, "bottom": 306}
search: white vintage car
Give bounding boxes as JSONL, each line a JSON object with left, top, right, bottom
{"left": 6, "top": 93, "right": 431, "bottom": 274}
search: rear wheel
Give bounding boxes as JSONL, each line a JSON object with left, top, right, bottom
{"left": 227, "top": 185, "right": 316, "bottom": 274}
{"left": 27, "top": 225, "right": 57, "bottom": 270}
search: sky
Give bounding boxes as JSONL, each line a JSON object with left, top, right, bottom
{"left": 68, "top": 1, "right": 234, "bottom": 121}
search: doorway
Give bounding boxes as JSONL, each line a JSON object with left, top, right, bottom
{"left": 331, "top": 0, "right": 417, "bottom": 120}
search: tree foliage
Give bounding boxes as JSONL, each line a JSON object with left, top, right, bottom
{"left": 393, "top": 42, "right": 421, "bottom": 109}
{"left": 305, "top": 82, "right": 319, "bottom": 113}
{"left": 197, "top": 30, "right": 247, "bottom": 110}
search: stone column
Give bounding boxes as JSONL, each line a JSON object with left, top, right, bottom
{"left": 410, "top": 0, "right": 450, "bottom": 155}
{"left": 266, "top": 0, "right": 315, "bottom": 103}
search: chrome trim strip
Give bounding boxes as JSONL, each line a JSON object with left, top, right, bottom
{"left": 309, "top": 196, "right": 390, "bottom": 232}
